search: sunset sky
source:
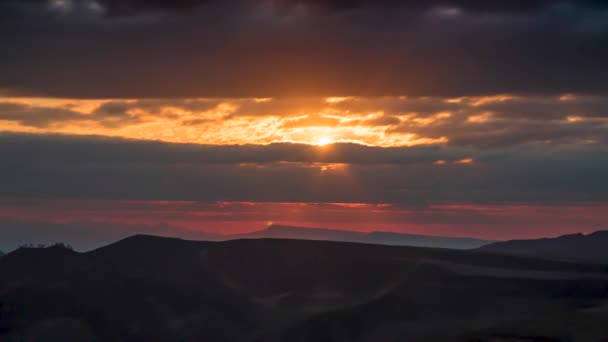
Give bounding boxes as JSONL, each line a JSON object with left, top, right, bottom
{"left": 2, "top": 0, "right": 608, "bottom": 250}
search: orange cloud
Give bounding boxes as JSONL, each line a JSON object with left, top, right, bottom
{"left": 1, "top": 95, "right": 606, "bottom": 148}
{"left": 454, "top": 158, "right": 474, "bottom": 165}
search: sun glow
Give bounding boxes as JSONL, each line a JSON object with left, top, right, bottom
{"left": 315, "top": 137, "right": 334, "bottom": 146}
{"left": 325, "top": 97, "right": 351, "bottom": 104}
{"left": 0, "top": 95, "right": 535, "bottom": 148}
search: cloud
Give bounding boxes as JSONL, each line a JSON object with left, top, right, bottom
{"left": 282, "top": 113, "right": 341, "bottom": 128}
{"left": 1, "top": 1, "right": 608, "bottom": 98}
{"left": 0, "top": 132, "right": 606, "bottom": 204}
{"left": 0, "top": 102, "right": 84, "bottom": 128}
{"left": 476, "top": 96, "right": 608, "bottom": 120}
{"left": 0, "top": 132, "right": 469, "bottom": 165}
{"left": 0, "top": 100, "right": 147, "bottom": 129}
{"left": 274, "top": 0, "right": 608, "bottom": 13}
{"left": 2, "top": 95, "right": 607, "bottom": 147}
{"left": 11, "top": 0, "right": 608, "bottom": 17}
{"left": 389, "top": 114, "right": 608, "bottom": 148}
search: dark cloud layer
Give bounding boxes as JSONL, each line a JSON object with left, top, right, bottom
{"left": 0, "top": 132, "right": 469, "bottom": 165}
{"left": 1, "top": 132, "right": 606, "bottom": 204}
{"left": 276, "top": 0, "right": 608, "bottom": 13}
{"left": 1, "top": 0, "right": 608, "bottom": 98}
{"left": 14, "top": 0, "right": 608, "bottom": 15}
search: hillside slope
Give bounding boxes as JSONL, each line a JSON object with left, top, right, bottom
{"left": 479, "top": 230, "right": 608, "bottom": 262}
{"left": 1, "top": 236, "right": 607, "bottom": 341}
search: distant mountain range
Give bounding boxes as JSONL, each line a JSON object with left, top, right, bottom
{"left": 0, "top": 224, "right": 495, "bottom": 253}
{"left": 479, "top": 230, "right": 608, "bottom": 262}
{"left": 226, "top": 225, "right": 494, "bottom": 249}
{"left": 246, "top": 226, "right": 608, "bottom": 262}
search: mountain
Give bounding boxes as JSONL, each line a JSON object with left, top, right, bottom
{"left": 233, "top": 225, "right": 493, "bottom": 249}
{"left": 362, "top": 231, "right": 490, "bottom": 249}
{"left": 479, "top": 230, "right": 608, "bottom": 262}
{"left": 0, "top": 224, "right": 493, "bottom": 253}
{"left": 1, "top": 235, "right": 607, "bottom": 341}
{"left": 236, "top": 225, "right": 364, "bottom": 242}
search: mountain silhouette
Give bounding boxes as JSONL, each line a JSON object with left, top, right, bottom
{"left": 479, "top": 230, "right": 608, "bottom": 262}
{"left": 232, "top": 224, "right": 493, "bottom": 249}
{"left": 361, "top": 231, "right": 491, "bottom": 249}
{"left": 1, "top": 235, "right": 608, "bottom": 341}
{"left": 0, "top": 224, "right": 496, "bottom": 253}
{"left": 235, "top": 225, "right": 364, "bottom": 242}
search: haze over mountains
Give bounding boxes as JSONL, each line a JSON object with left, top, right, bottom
{"left": 233, "top": 225, "right": 494, "bottom": 250}
{"left": 3, "top": 223, "right": 608, "bottom": 263}
{"left": 0, "top": 224, "right": 494, "bottom": 253}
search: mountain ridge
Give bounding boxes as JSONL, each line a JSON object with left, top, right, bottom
{"left": 231, "top": 224, "right": 494, "bottom": 249}
{"left": 479, "top": 230, "right": 608, "bottom": 261}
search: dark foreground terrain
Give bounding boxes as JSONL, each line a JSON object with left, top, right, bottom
{"left": 1, "top": 235, "right": 608, "bottom": 341}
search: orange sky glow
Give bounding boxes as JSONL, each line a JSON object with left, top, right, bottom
{"left": 1, "top": 94, "right": 581, "bottom": 147}
{"left": 1, "top": 94, "right": 607, "bottom": 242}
{"left": 1, "top": 199, "right": 608, "bottom": 241}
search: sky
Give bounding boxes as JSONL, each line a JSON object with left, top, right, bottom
{"left": 1, "top": 0, "right": 608, "bottom": 250}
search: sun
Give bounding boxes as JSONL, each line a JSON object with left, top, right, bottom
{"left": 315, "top": 137, "right": 334, "bottom": 146}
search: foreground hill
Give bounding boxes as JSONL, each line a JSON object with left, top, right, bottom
{"left": 1, "top": 235, "right": 608, "bottom": 341}
{"left": 234, "top": 225, "right": 493, "bottom": 249}
{"left": 479, "top": 230, "right": 608, "bottom": 262}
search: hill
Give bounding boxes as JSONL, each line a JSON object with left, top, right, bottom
{"left": 362, "top": 231, "right": 490, "bottom": 249}
{"left": 0, "top": 224, "right": 493, "bottom": 252}
{"left": 1, "top": 235, "right": 608, "bottom": 341}
{"left": 479, "top": 230, "right": 608, "bottom": 262}
{"left": 234, "top": 225, "right": 493, "bottom": 249}
{"left": 236, "top": 225, "right": 364, "bottom": 242}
